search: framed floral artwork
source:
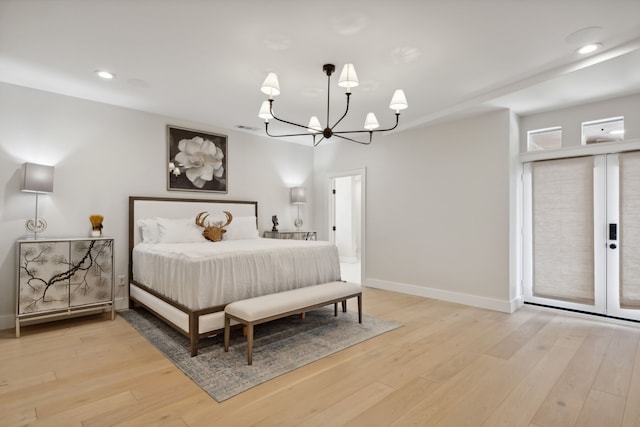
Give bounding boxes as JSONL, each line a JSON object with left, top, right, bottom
{"left": 167, "top": 125, "right": 228, "bottom": 193}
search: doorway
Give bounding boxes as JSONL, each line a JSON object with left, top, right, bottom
{"left": 523, "top": 152, "right": 640, "bottom": 321}
{"left": 329, "top": 169, "right": 365, "bottom": 285}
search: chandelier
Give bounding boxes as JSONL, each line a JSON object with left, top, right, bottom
{"left": 258, "top": 63, "right": 408, "bottom": 146}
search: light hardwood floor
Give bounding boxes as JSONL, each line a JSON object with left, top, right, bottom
{"left": 2, "top": 287, "right": 640, "bottom": 427}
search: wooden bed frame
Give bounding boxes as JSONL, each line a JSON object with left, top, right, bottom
{"left": 128, "top": 196, "right": 258, "bottom": 356}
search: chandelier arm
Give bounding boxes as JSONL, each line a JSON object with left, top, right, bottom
{"left": 374, "top": 113, "right": 401, "bottom": 132}
{"left": 268, "top": 100, "right": 314, "bottom": 133}
{"left": 329, "top": 92, "right": 351, "bottom": 131}
{"left": 313, "top": 135, "right": 327, "bottom": 146}
{"left": 265, "top": 122, "right": 318, "bottom": 138}
{"left": 333, "top": 113, "right": 401, "bottom": 136}
{"left": 374, "top": 112, "right": 400, "bottom": 132}
{"left": 334, "top": 133, "right": 373, "bottom": 145}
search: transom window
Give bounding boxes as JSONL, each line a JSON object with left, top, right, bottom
{"left": 582, "top": 116, "right": 624, "bottom": 145}
{"left": 527, "top": 127, "right": 562, "bottom": 151}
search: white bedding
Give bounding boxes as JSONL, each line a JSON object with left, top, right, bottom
{"left": 132, "top": 238, "right": 341, "bottom": 310}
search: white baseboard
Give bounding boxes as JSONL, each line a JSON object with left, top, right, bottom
{"left": 365, "top": 278, "right": 520, "bottom": 314}
{"left": 0, "top": 286, "right": 522, "bottom": 331}
{"left": 510, "top": 295, "right": 525, "bottom": 312}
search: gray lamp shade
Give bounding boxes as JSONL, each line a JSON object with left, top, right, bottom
{"left": 22, "top": 163, "right": 54, "bottom": 193}
{"left": 290, "top": 187, "right": 306, "bottom": 204}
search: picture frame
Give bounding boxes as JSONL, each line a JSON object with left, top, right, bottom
{"left": 167, "top": 125, "right": 228, "bottom": 193}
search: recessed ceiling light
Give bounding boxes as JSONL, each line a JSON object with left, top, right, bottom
{"left": 95, "top": 70, "right": 116, "bottom": 79}
{"left": 577, "top": 43, "right": 601, "bottom": 55}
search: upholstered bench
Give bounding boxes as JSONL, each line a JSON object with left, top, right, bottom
{"left": 224, "top": 281, "right": 362, "bottom": 365}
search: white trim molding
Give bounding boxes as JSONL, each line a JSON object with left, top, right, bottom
{"left": 365, "top": 278, "right": 521, "bottom": 313}
{"left": 520, "top": 138, "right": 640, "bottom": 163}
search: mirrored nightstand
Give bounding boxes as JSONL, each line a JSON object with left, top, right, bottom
{"left": 263, "top": 231, "right": 317, "bottom": 241}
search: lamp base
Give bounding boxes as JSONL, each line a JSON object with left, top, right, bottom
{"left": 25, "top": 217, "right": 47, "bottom": 238}
{"left": 294, "top": 218, "right": 303, "bottom": 230}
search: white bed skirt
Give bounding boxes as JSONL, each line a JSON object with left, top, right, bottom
{"left": 133, "top": 239, "right": 342, "bottom": 310}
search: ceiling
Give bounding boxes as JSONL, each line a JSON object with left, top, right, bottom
{"left": 1, "top": 0, "right": 640, "bottom": 146}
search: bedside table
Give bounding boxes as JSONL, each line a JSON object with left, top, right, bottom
{"left": 15, "top": 237, "right": 115, "bottom": 337}
{"left": 263, "top": 231, "right": 317, "bottom": 241}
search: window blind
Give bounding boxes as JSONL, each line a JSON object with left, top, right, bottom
{"left": 619, "top": 151, "right": 640, "bottom": 308}
{"left": 532, "top": 157, "right": 594, "bottom": 304}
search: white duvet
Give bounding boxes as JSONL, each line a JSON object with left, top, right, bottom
{"left": 132, "top": 238, "right": 341, "bottom": 309}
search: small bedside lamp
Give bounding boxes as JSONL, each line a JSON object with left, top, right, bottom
{"left": 22, "top": 162, "right": 54, "bottom": 239}
{"left": 290, "top": 186, "right": 306, "bottom": 230}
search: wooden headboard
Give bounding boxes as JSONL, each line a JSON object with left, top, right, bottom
{"left": 128, "top": 196, "right": 258, "bottom": 279}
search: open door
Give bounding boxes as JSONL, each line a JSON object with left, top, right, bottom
{"left": 329, "top": 169, "right": 365, "bottom": 284}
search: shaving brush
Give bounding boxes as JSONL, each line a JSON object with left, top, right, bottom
{"left": 89, "top": 214, "right": 104, "bottom": 236}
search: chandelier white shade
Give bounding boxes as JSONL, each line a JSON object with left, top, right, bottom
{"left": 258, "top": 101, "right": 273, "bottom": 120}
{"left": 308, "top": 116, "right": 322, "bottom": 133}
{"left": 338, "top": 63, "right": 359, "bottom": 91}
{"left": 389, "top": 89, "right": 409, "bottom": 112}
{"left": 259, "top": 63, "right": 407, "bottom": 145}
{"left": 261, "top": 72, "right": 280, "bottom": 98}
{"left": 364, "top": 113, "right": 380, "bottom": 130}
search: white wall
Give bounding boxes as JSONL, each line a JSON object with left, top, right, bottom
{"left": 314, "top": 109, "right": 515, "bottom": 312}
{"left": 6, "top": 80, "right": 636, "bottom": 330}
{"left": 0, "top": 82, "right": 314, "bottom": 329}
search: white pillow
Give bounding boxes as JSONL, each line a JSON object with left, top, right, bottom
{"left": 156, "top": 217, "right": 206, "bottom": 243}
{"left": 224, "top": 216, "right": 259, "bottom": 240}
{"left": 137, "top": 218, "right": 159, "bottom": 244}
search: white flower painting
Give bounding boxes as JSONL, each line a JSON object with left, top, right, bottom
{"left": 167, "top": 126, "right": 228, "bottom": 193}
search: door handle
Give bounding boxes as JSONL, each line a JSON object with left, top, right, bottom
{"left": 610, "top": 243, "right": 617, "bottom": 249}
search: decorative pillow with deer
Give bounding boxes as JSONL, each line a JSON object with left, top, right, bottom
{"left": 195, "top": 211, "right": 233, "bottom": 242}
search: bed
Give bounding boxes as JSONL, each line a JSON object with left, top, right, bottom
{"left": 128, "top": 196, "right": 341, "bottom": 356}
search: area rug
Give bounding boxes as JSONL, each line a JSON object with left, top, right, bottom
{"left": 120, "top": 307, "right": 401, "bottom": 402}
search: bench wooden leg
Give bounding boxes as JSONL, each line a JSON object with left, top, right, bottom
{"left": 247, "top": 324, "right": 254, "bottom": 365}
{"left": 224, "top": 315, "right": 230, "bottom": 352}
{"left": 334, "top": 302, "right": 338, "bottom": 316}
{"left": 357, "top": 294, "right": 362, "bottom": 323}
{"left": 342, "top": 300, "right": 347, "bottom": 312}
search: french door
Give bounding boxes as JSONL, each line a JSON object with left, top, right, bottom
{"left": 523, "top": 151, "right": 640, "bottom": 321}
